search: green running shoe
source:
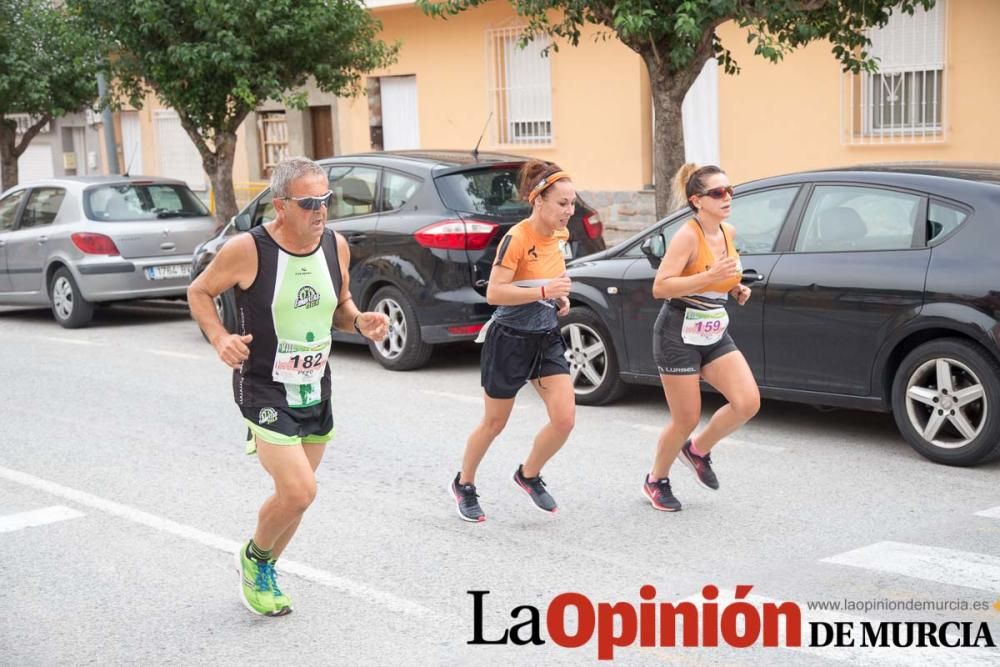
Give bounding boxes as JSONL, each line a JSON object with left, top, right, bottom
{"left": 268, "top": 561, "right": 293, "bottom": 615}
{"left": 235, "top": 542, "right": 284, "bottom": 617}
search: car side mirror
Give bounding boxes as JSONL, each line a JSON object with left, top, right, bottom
{"left": 234, "top": 212, "right": 252, "bottom": 232}
{"left": 640, "top": 234, "right": 665, "bottom": 269}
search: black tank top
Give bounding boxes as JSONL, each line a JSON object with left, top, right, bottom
{"left": 233, "top": 225, "right": 343, "bottom": 408}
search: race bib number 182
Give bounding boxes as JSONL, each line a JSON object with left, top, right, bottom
{"left": 272, "top": 337, "right": 331, "bottom": 385}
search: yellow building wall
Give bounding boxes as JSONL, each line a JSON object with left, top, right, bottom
{"left": 717, "top": 0, "right": 1000, "bottom": 185}
{"left": 341, "top": 1, "right": 651, "bottom": 191}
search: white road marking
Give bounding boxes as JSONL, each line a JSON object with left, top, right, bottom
{"left": 151, "top": 349, "right": 208, "bottom": 360}
{"left": 421, "top": 390, "right": 480, "bottom": 404}
{"left": 973, "top": 505, "right": 1000, "bottom": 519}
{"left": 0, "top": 464, "right": 432, "bottom": 618}
{"left": 37, "top": 336, "right": 100, "bottom": 346}
{"left": 614, "top": 420, "right": 785, "bottom": 452}
{"left": 672, "top": 587, "right": 999, "bottom": 666}
{"left": 822, "top": 541, "right": 1000, "bottom": 593}
{"left": 0, "top": 505, "right": 85, "bottom": 533}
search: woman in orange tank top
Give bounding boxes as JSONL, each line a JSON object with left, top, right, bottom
{"left": 641, "top": 164, "right": 761, "bottom": 512}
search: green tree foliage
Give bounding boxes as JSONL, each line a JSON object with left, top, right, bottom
{"left": 0, "top": 0, "right": 102, "bottom": 188}
{"left": 72, "top": 0, "right": 398, "bottom": 224}
{"left": 420, "top": 0, "right": 935, "bottom": 215}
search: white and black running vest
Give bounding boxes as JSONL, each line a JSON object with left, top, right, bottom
{"left": 233, "top": 225, "right": 342, "bottom": 408}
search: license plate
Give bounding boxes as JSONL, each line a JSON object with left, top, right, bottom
{"left": 145, "top": 264, "right": 191, "bottom": 281}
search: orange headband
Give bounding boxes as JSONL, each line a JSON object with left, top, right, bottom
{"left": 527, "top": 170, "right": 570, "bottom": 203}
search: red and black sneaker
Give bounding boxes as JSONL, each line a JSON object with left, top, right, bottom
{"left": 513, "top": 465, "right": 558, "bottom": 513}
{"left": 450, "top": 472, "right": 485, "bottom": 523}
{"left": 679, "top": 440, "right": 720, "bottom": 490}
{"left": 642, "top": 474, "right": 682, "bottom": 512}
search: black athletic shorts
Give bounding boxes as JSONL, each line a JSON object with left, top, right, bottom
{"left": 481, "top": 323, "right": 570, "bottom": 399}
{"left": 653, "top": 301, "right": 738, "bottom": 375}
{"left": 239, "top": 401, "right": 335, "bottom": 454}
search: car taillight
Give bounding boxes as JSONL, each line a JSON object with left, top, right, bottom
{"left": 447, "top": 324, "right": 485, "bottom": 336}
{"left": 71, "top": 232, "right": 120, "bottom": 255}
{"left": 581, "top": 211, "right": 603, "bottom": 240}
{"left": 414, "top": 220, "right": 498, "bottom": 251}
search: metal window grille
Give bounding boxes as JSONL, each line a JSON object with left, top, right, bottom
{"left": 259, "top": 111, "right": 289, "bottom": 176}
{"left": 486, "top": 26, "right": 553, "bottom": 145}
{"left": 840, "top": 1, "right": 946, "bottom": 145}
{"left": 7, "top": 113, "right": 51, "bottom": 135}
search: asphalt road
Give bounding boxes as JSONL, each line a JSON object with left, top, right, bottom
{"left": 2, "top": 303, "right": 998, "bottom": 666}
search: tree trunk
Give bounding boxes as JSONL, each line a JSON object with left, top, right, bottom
{"left": 641, "top": 45, "right": 714, "bottom": 218}
{"left": 0, "top": 119, "right": 19, "bottom": 190}
{"left": 207, "top": 132, "right": 239, "bottom": 228}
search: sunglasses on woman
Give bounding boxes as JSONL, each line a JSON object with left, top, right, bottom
{"left": 282, "top": 191, "right": 335, "bottom": 210}
{"left": 698, "top": 186, "right": 735, "bottom": 199}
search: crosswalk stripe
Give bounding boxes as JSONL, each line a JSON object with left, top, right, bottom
{"left": 822, "top": 541, "right": 1000, "bottom": 593}
{"left": 0, "top": 505, "right": 85, "bottom": 533}
{"left": 973, "top": 505, "right": 1000, "bottom": 519}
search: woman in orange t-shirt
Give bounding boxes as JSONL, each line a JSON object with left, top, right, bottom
{"left": 642, "top": 163, "right": 760, "bottom": 512}
{"left": 449, "top": 160, "right": 576, "bottom": 523}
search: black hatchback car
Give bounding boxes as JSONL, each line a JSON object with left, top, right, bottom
{"left": 192, "top": 150, "right": 605, "bottom": 370}
{"left": 560, "top": 164, "right": 1000, "bottom": 466}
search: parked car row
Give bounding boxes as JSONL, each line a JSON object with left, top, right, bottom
{"left": 560, "top": 163, "right": 1000, "bottom": 467}
{"left": 4, "top": 157, "right": 998, "bottom": 467}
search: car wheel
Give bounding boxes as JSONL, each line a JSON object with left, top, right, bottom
{"left": 891, "top": 338, "right": 1000, "bottom": 466}
{"left": 49, "top": 267, "right": 95, "bottom": 329}
{"left": 560, "top": 307, "right": 626, "bottom": 405}
{"left": 201, "top": 288, "right": 238, "bottom": 342}
{"left": 367, "top": 285, "right": 433, "bottom": 371}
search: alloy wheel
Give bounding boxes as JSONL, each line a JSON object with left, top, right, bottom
{"left": 52, "top": 276, "right": 74, "bottom": 320}
{"left": 904, "top": 357, "right": 987, "bottom": 449}
{"left": 372, "top": 296, "right": 407, "bottom": 360}
{"left": 560, "top": 321, "right": 608, "bottom": 395}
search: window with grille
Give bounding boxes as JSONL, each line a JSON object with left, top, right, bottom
{"left": 258, "top": 111, "right": 289, "bottom": 177}
{"left": 840, "top": 1, "right": 946, "bottom": 144}
{"left": 486, "top": 26, "right": 553, "bottom": 145}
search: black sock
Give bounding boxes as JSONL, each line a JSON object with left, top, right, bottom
{"left": 247, "top": 539, "right": 272, "bottom": 563}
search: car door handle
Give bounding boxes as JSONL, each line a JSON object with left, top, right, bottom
{"left": 37, "top": 235, "right": 48, "bottom": 244}
{"left": 160, "top": 242, "right": 176, "bottom": 250}
{"left": 741, "top": 269, "right": 766, "bottom": 283}
{"left": 344, "top": 233, "right": 367, "bottom": 244}
{"left": 0, "top": 239, "right": 5, "bottom": 247}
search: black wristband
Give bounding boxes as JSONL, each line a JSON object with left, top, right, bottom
{"left": 353, "top": 314, "right": 364, "bottom": 336}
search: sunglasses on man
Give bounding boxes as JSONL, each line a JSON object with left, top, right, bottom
{"left": 282, "top": 191, "right": 335, "bottom": 211}
{"left": 698, "top": 186, "right": 735, "bottom": 200}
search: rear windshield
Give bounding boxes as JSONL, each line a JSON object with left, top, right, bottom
{"left": 84, "top": 183, "right": 210, "bottom": 221}
{"left": 435, "top": 166, "right": 530, "bottom": 217}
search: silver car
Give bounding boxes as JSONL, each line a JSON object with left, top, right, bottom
{"left": 0, "top": 176, "right": 217, "bottom": 327}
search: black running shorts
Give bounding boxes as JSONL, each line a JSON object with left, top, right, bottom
{"left": 481, "top": 323, "right": 570, "bottom": 399}
{"left": 653, "top": 301, "right": 738, "bottom": 375}
{"left": 239, "top": 401, "right": 334, "bottom": 454}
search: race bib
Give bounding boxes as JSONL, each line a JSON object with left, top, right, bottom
{"left": 681, "top": 308, "right": 729, "bottom": 346}
{"left": 271, "top": 336, "right": 331, "bottom": 384}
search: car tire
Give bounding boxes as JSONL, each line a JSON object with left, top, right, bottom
{"left": 560, "top": 307, "right": 626, "bottom": 405}
{"left": 49, "top": 267, "right": 95, "bottom": 329}
{"left": 200, "top": 288, "right": 238, "bottom": 342}
{"left": 891, "top": 338, "right": 1000, "bottom": 466}
{"left": 367, "top": 285, "right": 433, "bottom": 371}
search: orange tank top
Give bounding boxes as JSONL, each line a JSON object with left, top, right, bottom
{"left": 680, "top": 219, "right": 741, "bottom": 298}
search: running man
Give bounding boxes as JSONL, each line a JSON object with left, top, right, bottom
{"left": 188, "top": 157, "right": 388, "bottom": 615}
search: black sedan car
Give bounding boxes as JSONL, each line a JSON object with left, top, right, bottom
{"left": 561, "top": 164, "right": 1000, "bottom": 466}
{"left": 192, "top": 150, "right": 605, "bottom": 370}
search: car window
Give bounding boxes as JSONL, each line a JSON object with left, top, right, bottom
{"left": 252, "top": 195, "right": 276, "bottom": 227}
{"left": 381, "top": 171, "right": 421, "bottom": 212}
{"left": 85, "top": 183, "right": 209, "bottom": 221}
{"left": 0, "top": 190, "right": 26, "bottom": 231}
{"left": 927, "top": 201, "right": 968, "bottom": 243}
{"left": 328, "top": 166, "right": 379, "bottom": 220}
{"left": 20, "top": 187, "right": 66, "bottom": 229}
{"left": 726, "top": 187, "right": 798, "bottom": 254}
{"left": 795, "top": 185, "right": 921, "bottom": 252}
{"left": 435, "top": 166, "right": 531, "bottom": 217}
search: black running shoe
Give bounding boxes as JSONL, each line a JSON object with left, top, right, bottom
{"left": 450, "top": 472, "right": 485, "bottom": 522}
{"left": 513, "top": 465, "right": 557, "bottom": 513}
{"left": 642, "top": 474, "right": 682, "bottom": 512}
{"left": 679, "top": 440, "right": 720, "bottom": 490}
